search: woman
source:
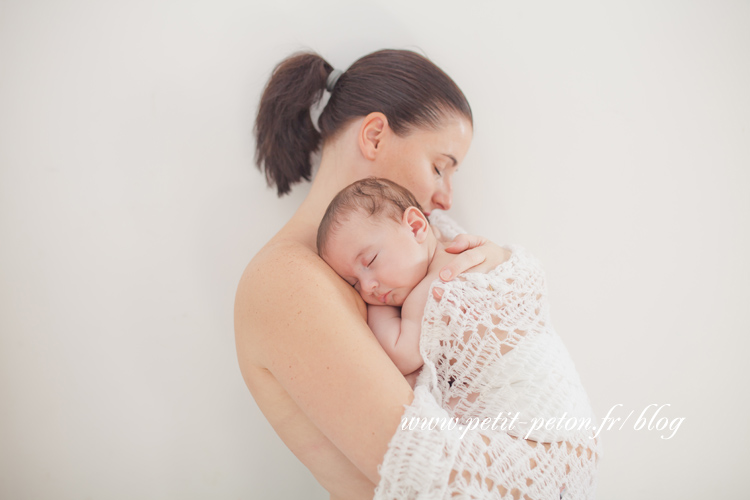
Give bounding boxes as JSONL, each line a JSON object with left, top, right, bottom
{"left": 235, "top": 50, "right": 597, "bottom": 499}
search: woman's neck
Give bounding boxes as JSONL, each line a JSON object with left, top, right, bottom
{"left": 277, "top": 123, "right": 369, "bottom": 250}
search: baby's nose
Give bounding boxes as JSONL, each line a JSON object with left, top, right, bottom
{"left": 363, "top": 277, "right": 378, "bottom": 291}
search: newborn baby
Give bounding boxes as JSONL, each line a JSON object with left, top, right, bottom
{"left": 318, "top": 177, "right": 600, "bottom": 498}
{"left": 317, "top": 176, "right": 598, "bottom": 444}
{"left": 316, "top": 177, "right": 459, "bottom": 387}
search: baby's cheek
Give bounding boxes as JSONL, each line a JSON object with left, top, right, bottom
{"left": 361, "top": 293, "right": 378, "bottom": 306}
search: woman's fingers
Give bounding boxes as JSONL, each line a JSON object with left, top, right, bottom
{"left": 439, "top": 234, "right": 509, "bottom": 282}
{"left": 444, "top": 233, "right": 488, "bottom": 254}
{"left": 439, "top": 247, "right": 487, "bottom": 282}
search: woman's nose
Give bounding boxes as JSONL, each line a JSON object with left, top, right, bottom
{"left": 432, "top": 186, "right": 452, "bottom": 211}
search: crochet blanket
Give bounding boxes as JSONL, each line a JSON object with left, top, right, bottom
{"left": 373, "top": 240, "right": 601, "bottom": 499}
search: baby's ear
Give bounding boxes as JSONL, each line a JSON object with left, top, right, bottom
{"left": 403, "top": 207, "right": 429, "bottom": 243}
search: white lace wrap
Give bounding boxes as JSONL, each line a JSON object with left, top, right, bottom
{"left": 373, "top": 225, "right": 601, "bottom": 499}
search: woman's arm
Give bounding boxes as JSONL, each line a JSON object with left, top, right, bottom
{"left": 236, "top": 237, "right": 532, "bottom": 489}
{"left": 236, "top": 242, "right": 414, "bottom": 485}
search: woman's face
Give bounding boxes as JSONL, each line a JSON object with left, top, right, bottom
{"left": 375, "top": 115, "right": 473, "bottom": 216}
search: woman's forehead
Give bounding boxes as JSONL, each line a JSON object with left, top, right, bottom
{"left": 409, "top": 116, "right": 473, "bottom": 159}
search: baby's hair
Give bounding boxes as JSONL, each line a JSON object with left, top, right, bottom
{"left": 317, "top": 177, "right": 424, "bottom": 257}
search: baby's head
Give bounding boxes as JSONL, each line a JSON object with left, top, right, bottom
{"left": 317, "top": 177, "right": 436, "bottom": 306}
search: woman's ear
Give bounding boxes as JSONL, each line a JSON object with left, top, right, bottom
{"left": 358, "top": 112, "right": 389, "bottom": 161}
{"left": 403, "top": 207, "right": 429, "bottom": 243}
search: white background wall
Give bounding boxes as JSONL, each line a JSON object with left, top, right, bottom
{"left": 1, "top": 0, "right": 748, "bottom": 498}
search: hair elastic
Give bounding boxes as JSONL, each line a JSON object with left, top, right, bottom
{"left": 326, "top": 69, "right": 343, "bottom": 92}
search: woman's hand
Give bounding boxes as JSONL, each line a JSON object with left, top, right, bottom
{"left": 433, "top": 234, "right": 510, "bottom": 300}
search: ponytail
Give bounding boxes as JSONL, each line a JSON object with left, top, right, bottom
{"left": 254, "top": 49, "right": 472, "bottom": 197}
{"left": 254, "top": 52, "right": 333, "bottom": 196}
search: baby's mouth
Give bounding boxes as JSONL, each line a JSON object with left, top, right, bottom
{"left": 378, "top": 291, "right": 390, "bottom": 304}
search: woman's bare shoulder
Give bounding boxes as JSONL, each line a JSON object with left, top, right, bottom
{"left": 234, "top": 240, "right": 367, "bottom": 361}
{"left": 237, "top": 239, "right": 364, "bottom": 307}
{"left": 238, "top": 239, "right": 323, "bottom": 285}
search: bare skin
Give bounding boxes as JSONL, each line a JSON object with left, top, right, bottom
{"left": 235, "top": 112, "right": 598, "bottom": 498}
{"left": 235, "top": 113, "right": 510, "bottom": 498}
{"left": 321, "top": 206, "right": 477, "bottom": 383}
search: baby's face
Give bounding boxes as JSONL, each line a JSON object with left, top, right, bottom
{"left": 322, "top": 210, "right": 430, "bottom": 307}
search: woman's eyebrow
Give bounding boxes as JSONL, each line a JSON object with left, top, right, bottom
{"left": 441, "top": 153, "right": 458, "bottom": 167}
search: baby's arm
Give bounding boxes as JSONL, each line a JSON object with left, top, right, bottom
{"left": 366, "top": 274, "right": 435, "bottom": 379}
{"left": 366, "top": 305, "right": 423, "bottom": 376}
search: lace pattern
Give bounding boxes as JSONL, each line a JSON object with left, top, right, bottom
{"left": 374, "top": 235, "right": 600, "bottom": 499}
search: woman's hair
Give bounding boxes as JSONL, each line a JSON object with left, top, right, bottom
{"left": 316, "top": 177, "right": 424, "bottom": 257}
{"left": 254, "top": 49, "right": 473, "bottom": 196}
